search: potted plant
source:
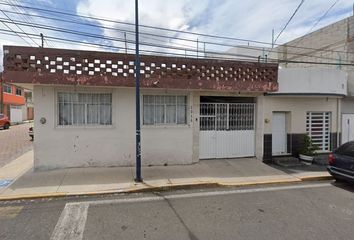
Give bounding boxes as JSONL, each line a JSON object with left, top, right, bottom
{"left": 299, "top": 135, "right": 319, "bottom": 165}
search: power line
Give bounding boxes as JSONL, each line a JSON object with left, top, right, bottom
{"left": 0, "top": 5, "right": 39, "bottom": 46}
{"left": 0, "top": 0, "right": 352, "bottom": 55}
{"left": 274, "top": 0, "right": 305, "bottom": 44}
{"left": 0, "top": 16, "right": 32, "bottom": 45}
{"left": 1, "top": 28, "right": 354, "bottom": 67}
{"left": 0, "top": 10, "right": 352, "bottom": 64}
{"left": 306, "top": 0, "right": 340, "bottom": 35}
{"left": 8, "top": 0, "right": 54, "bottom": 47}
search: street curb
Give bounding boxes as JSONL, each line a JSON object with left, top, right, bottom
{"left": 298, "top": 175, "right": 333, "bottom": 181}
{"left": 0, "top": 176, "right": 331, "bottom": 202}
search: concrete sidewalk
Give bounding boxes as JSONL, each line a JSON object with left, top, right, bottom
{"left": 0, "top": 151, "right": 332, "bottom": 200}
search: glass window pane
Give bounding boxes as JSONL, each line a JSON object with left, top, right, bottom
{"left": 58, "top": 102, "right": 72, "bottom": 125}
{"left": 100, "top": 103, "right": 112, "bottom": 125}
{"left": 143, "top": 105, "right": 154, "bottom": 125}
{"left": 155, "top": 95, "right": 165, "bottom": 104}
{"left": 155, "top": 105, "right": 164, "bottom": 124}
{"left": 73, "top": 103, "right": 85, "bottom": 125}
{"left": 177, "top": 96, "right": 187, "bottom": 105}
{"left": 177, "top": 105, "right": 186, "bottom": 124}
{"left": 87, "top": 104, "right": 99, "bottom": 124}
{"left": 166, "top": 105, "right": 176, "bottom": 123}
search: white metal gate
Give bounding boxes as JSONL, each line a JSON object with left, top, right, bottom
{"left": 199, "top": 103, "right": 255, "bottom": 159}
{"left": 342, "top": 114, "right": 354, "bottom": 144}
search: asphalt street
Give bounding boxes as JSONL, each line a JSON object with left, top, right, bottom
{"left": 0, "top": 181, "right": 353, "bottom": 240}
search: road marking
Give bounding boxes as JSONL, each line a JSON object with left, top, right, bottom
{"left": 50, "top": 203, "right": 89, "bottom": 240}
{"left": 0, "top": 206, "right": 23, "bottom": 219}
{"left": 48, "top": 182, "right": 331, "bottom": 238}
{"left": 79, "top": 182, "right": 333, "bottom": 206}
{"left": 0, "top": 179, "right": 12, "bottom": 187}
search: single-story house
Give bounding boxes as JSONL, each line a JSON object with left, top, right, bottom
{"left": 3, "top": 46, "right": 279, "bottom": 170}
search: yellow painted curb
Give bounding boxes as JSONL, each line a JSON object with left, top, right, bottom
{"left": 299, "top": 175, "right": 333, "bottom": 181}
{"left": 0, "top": 175, "right": 332, "bottom": 201}
{"left": 0, "top": 192, "right": 67, "bottom": 201}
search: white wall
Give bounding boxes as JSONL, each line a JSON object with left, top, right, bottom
{"left": 264, "top": 96, "right": 339, "bottom": 134}
{"left": 33, "top": 86, "right": 196, "bottom": 170}
{"left": 275, "top": 68, "right": 347, "bottom": 96}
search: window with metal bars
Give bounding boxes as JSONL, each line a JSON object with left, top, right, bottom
{"left": 58, "top": 92, "right": 112, "bottom": 126}
{"left": 143, "top": 95, "right": 187, "bottom": 125}
{"left": 306, "top": 112, "right": 331, "bottom": 151}
{"left": 200, "top": 103, "right": 255, "bottom": 131}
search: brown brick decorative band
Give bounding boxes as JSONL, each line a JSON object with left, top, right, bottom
{"left": 3, "top": 46, "right": 278, "bottom": 92}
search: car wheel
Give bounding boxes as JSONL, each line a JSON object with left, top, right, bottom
{"left": 4, "top": 123, "right": 10, "bottom": 129}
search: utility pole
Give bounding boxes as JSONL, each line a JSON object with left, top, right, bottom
{"left": 271, "top": 29, "right": 275, "bottom": 48}
{"left": 124, "top": 32, "right": 128, "bottom": 54}
{"left": 203, "top": 42, "right": 206, "bottom": 58}
{"left": 40, "top": 33, "right": 44, "bottom": 48}
{"left": 197, "top": 38, "right": 199, "bottom": 58}
{"left": 134, "top": 0, "right": 142, "bottom": 182}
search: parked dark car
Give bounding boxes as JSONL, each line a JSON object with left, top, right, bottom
{"left": 327, "top": 141, "right": 354, "bottom": 183}
{"left": 0, "top": 114, "right": 10, "bottom": 129}
{"left": 29, "top": 126, "right": 34, "bottom": 141}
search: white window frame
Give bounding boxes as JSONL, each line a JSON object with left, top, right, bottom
{"left": 56, "top": 91, "right": 113, "bottom": 127}
{"left": 142, "top": 94, "right": 188, "bottom": 126}
{"left": 306, "top": 111, "right": 331, "bottom": 152}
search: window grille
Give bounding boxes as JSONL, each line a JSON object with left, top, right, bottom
{"left": 58, "top": 92, "right": 112, "bottom": 126}
{"left": 306, "top": 112, "right": 331, "bottom": 151}
{"left": 143, "top": 95, "right": 187, "bottom": 125}
{"left": 200, "top": 103, "right": 255, "bottom": 131}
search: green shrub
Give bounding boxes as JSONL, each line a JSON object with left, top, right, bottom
{"left": 299, "top": 134, "right": 319, "bottom": 156}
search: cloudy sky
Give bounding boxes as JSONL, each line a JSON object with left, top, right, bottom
{"left": 0, "top": 0, "right": 353, "bottom": 70}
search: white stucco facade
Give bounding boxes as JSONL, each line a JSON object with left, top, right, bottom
{"left": 33, "top": 85, "right": 264, "bottom": 170}
{"left": 33, "top": 86, "right": 198, "bottom": 170}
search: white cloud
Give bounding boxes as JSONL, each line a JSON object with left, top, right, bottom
{"left": 1, "top": 0, "right": 353, "bottom": 69}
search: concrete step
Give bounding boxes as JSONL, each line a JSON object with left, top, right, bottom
{"left": 273, "top": 156, "right": 305, "bottom": 167}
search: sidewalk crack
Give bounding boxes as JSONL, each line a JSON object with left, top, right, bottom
{"left": 56, "top": 170, "right": 69, "bottom": 193}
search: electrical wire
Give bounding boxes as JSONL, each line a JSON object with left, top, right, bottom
{"left": 1, "top": 28, "right": 354, "bottom": 67}
{"left": 274, "top": 0, "right": 305, "bottom": 44}
{"left": 0, "top": 16, "right": 352, "bottom": 64}
{"left": 0, "top": 0, "right": 352, "bottom": 55}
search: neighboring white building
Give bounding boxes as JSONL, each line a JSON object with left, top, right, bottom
{"left": 263, "top": 67, "right": 347, "bottom": 160}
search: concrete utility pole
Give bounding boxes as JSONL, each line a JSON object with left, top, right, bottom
{"left": 134, "top": 0, "right": 142, "bottom": 182}
{"left": 124, "top": 32, "right": 128, "bottom": 54}
{"left": 40, "top": 33, "right": 44, "bottom": 48}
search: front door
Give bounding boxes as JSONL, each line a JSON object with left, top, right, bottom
{"left": 342, "top": 114, "right": 354, "bottom": 144}
{"left": 199, "top": 102, "right": 255, "bottom": 159}
{"left": 272, "top": 112, "right": 287, "bottom": 155}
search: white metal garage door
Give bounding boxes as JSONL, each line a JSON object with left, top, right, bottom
{"left": 10, "top": 105, "right": 23, "bottom": 123}
{"left": 199, "top": 103, "right": 255, "bottom": 159}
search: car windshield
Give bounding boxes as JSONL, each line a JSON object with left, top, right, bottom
{"left": 336, "top": 142, "right": 354, "bottom": 157}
